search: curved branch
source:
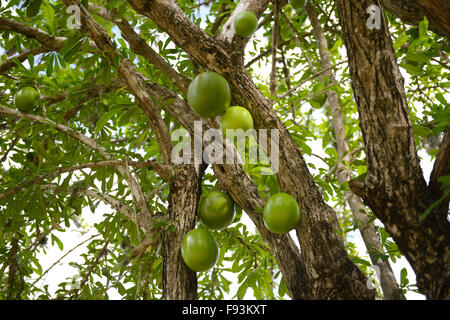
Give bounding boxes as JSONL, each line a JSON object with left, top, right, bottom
{"left": 61, "top": 0, "right": 173, "bottom": 163}
{"left": 429, "top": 124, "right": 450, "bottom": 214}
{"left": 0, "top": 106, "right": 153, "bottom": 227}
{"left": 0, "top": 159, "right": 170, "bottom": 202}
{"left": 0, "top": 46, "right": 48, "bottom": 74}
{"left": 217, "top": 0, "right": 271, "bottom": 51}
{"left": 382, "top": 0, "right": 450, "bottom": 38}
{"left": 0, "top": 17, "right": 66, "bottom": 49}
{"left": 88, "top": 3, "right": 189, "bottom": 93}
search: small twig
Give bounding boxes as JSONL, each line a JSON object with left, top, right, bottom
{"left": 6, "top": 235, "right": 20, "bottom": 300}
{"left": 279, "top": 60, "right": 347, "bottom": 100}
{"left": 270, "top": 0, "right": 280, "bottom": 98}
{"left": 0, "top": 135, "right": 20, "bottom": 163}
{"left": 31, "top": 234, "right": 100, "bottom": 288}
{"left": 280, "top": 10, "right": 317, "bottom": 72}
{"left": 72, "top": 239, "right": 110, "bottom": 299}
{"left": 0, "top": 159, "right": 170, "bottom": 202}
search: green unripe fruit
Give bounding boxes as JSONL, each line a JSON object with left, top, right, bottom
{"left": 181, "top": 228, "right": 219, "bottom": 272}
{"left": 187, "top": 72, "right": 231, "bottom": 118}
{"left": 263, "top": 193, "right": 300, "bottom": 234}
{"left": 234, "top": 11, "right": 258, "bottom": 38}
{"left": 220, "top": 106, "right": 254, "bottom": 138}
{"left": 14, "top": 86, "right": 38, "bottom": 112}
{"left": 290, "top": 0, "right": 308, "bottom": 10}
{"left": 199, "top": 190, "right": 235, "bottom": 230}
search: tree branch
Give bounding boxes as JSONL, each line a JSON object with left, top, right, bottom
{"left": 429, "top": 124, "right": 450, "bottom": 213}
{"left": 269, "top": 0, "right": 280, "bottom": 97}
{"left": 88, "top": 3, "right": 189, "bottom": 93}
{"left": 0, "top": 17, "right": 67, "bottom": 49}
{"left": 217, "top": 0, "right": 271, "bottom": 51}
{"left": 61, "top": 0, "right": 173, "bottom": 163}
{"left": 382, "top": 0, "right": 450, "bottom": 38}
{"left": 0, "top": 159, "right": 171, "bottom": 202}
{"left": 0, "top": 46, "right": 48, "bottom": 74}
{"left": 0, "top": 106, "right": 153, "bottom": 227}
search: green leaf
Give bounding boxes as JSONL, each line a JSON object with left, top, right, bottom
{"left": 418, "top": 16, "right": 429, "bottom": 40}
{"left": 400, "top": 268, "right": 409, "bottom": 286}
{"left": 236, "top": 278, "right": 249, "bottom": 300}
{"left": 26, "top": 0, "right": 42, "bottom": 17}
{"left": 51, "top": 234, "right": 64, "bottom": 251}
{"left": 42, "top": 2, "right": 55, "bottom": 33}
{"left": 62, "top": 37, "right": 86, "bottom": 62}
{"left": 351, "top": 256, "right": 371, "bottom": 267}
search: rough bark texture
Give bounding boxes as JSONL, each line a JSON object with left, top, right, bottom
{"left": 162, "top": 164, "right": 204, "bottom": 300}
{"left": 59, "top": 0, "right": 201, "bottom": 299}
{"left": 305, "top": 2, "right": 402, "bottom": 300}
{"left": 337, "top": 0, "right": 450, "bottom": 299}
{"left": 382, "top": 0, "right": 450, "bottom": 38}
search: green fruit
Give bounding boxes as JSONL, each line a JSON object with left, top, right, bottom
{"left": 220, "top": 106, "right": 254, "bottom": 138}
{"left": 234, "top": 11, "right": 258, "bottom": 38}
{"left": 181, "top": 228, "right": 219, "bottom": 272}
{"left": 14, "top": 86, "right": 38, "bottom": 112}
{"left": 263, "top": 193, "right": 300, "bottom": 234}
{"left": 290, "top": 0, "right": 308, "bottom": 10}
{"left": 187, "top": 72, "right": 231, "bottom": 118}
{"left": 199, "top": 190, "right": 235, "bottom": 230}
{"left": 314, "top": 94, "right": 327, "bottom": 107}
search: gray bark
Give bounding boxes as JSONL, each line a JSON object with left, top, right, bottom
{"left": 305, "top": 2, "right": 402, "bottom": 300}
{"left": 337, "top": 0, "right": 450, "bottom": 299}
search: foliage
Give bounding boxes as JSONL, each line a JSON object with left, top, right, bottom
{"left": 0, "top": 0, "right": 448, "bottom": 300}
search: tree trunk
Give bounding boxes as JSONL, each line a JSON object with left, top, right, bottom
{"left": 336, "top": 0, "right": 450, "bottom": 299}
{"left": 162, "top": 164, "right": 204, "bottom": 299}
{"left": 305, "top": 2, "right": 402, "bottom": 300}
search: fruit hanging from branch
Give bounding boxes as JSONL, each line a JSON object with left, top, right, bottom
{"left": 199, "top": 190, "right": 236, "bottom": 230}
{"left": 220, "top": 106, "right": 254, "bottom": 139}
{"left": 187, "top": 72, "right": 231, "bottom": 118}
{"left": 181, "top": 228, "right": 219, "bottom": 272}
{"left": 14, "top": 86, "right": 38, "bottom": 113}
{"left": 234, "top": 10, "right": 258, "bottom": 38}
{"left": 290, "top": 0, "right": 308, "bottom": 10}
{"left": 263, "top": 193, "right": 301, "bottom": 234}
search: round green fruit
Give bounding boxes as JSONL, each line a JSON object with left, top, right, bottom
{"left": 14, "top": 86, "right": 38, "bottom": 112}
{"left": 199, "top": 190, "right": 235, "bottom": 230}
{"left": 187, "top": 72, "right": 231, "bottom": 118}
{"left": 263, "top": 193, "right": 300, "bottom": 234}
{"left": 234, "top": 11, "right": 258, "bottom": 38}
{"left": 290, "top": 0, "right": 308, "bottom": 10}
{"left": 220, "top": 106, "right": 254, "bottom": 138}
{"left": 181, "top": 228, "right": 219, "bottom": 272}
{"left": 310, "top": 94, "right": 327, "bottom": 109}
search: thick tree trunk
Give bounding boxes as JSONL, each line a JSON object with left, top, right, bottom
{"left": 337, "top": 0, "right": 450, "bottom": 299}
{"left": 305, "top": 2, "right": 402, "bottom": 300}
{"left": 162, "top": 164, "right": 204, "bottom": 300}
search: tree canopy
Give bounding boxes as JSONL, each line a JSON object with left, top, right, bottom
{"left": 0, "top": 0, "right": 449, "bottom": 300}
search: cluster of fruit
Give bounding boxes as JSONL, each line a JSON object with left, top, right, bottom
{"left": 181, "top": 190, "right": 301, "bottom": 273}
{"left": 181, "top": 8, "right": 302, "bottom": 273}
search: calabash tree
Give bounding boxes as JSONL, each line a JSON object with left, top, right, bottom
{"left": 0, "top": 0, "right": 448, "bottom": 300}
